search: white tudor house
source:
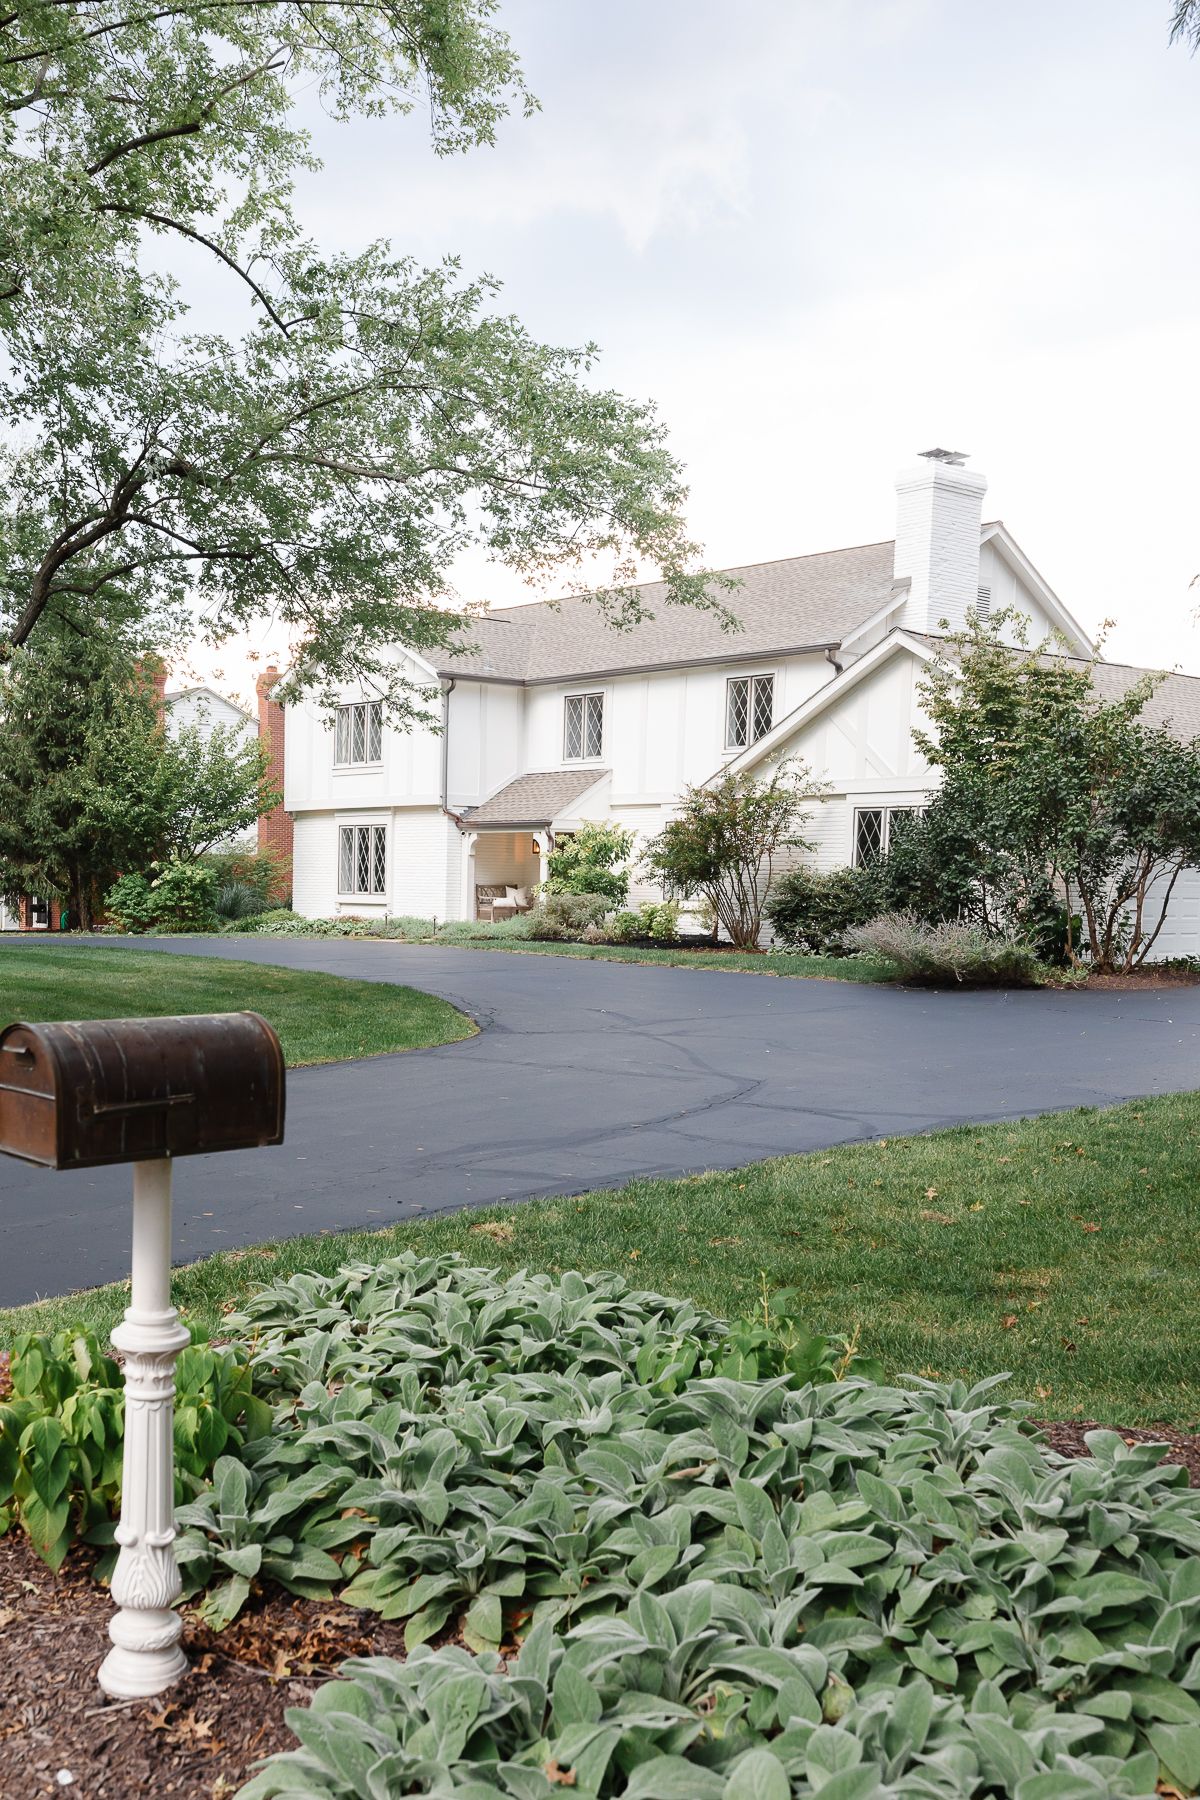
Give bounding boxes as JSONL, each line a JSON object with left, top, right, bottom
{"left": 283, "top": 452, "right": 1200, "bottom": 957}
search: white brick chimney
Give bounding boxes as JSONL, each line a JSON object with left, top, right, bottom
{"left": 892, "top": 449, "right": 987, "bottom": 635}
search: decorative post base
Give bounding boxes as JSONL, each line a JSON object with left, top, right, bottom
{"left": 98, "top": 1159, "right": 190, "bottom": 1700}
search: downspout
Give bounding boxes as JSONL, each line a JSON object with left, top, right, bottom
{"left": 439, "top": 677, "right": 462, "bottom": 823}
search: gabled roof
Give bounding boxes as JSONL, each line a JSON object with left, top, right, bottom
{"left": 164, "top": 685, "right": 254, "bottom": 721}
{"left": 437, "top": 540, "right": 898, "bottom": 685}
{"left": 460, "top": 768, "right": 609, "bottom": 827}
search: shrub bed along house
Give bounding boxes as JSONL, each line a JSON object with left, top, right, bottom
{"left": 6, "top": 1253, "right": 1200, "bottom": 1797}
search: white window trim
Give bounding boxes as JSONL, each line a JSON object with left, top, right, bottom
{"left": 337, "top": 818, "right": 389, "bottom": 899}
{"left": 562, "top": 689, "right": 606, "bottom": 764}
{"left": 333, "top": 700, "right": 384, "bottom": 771}
{"left": 724, "top": 670, "right": 776, "bottom": 753}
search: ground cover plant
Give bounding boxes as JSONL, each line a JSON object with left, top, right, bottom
{"left": 0, "top": 942, "right": 474, "bottom": 1067}
{"left": 6, "top": 1095, "right": 1200, "bottom": 1427}
{"left": 11, "top": 1250, "right": 1196, "bottom": 1798}
{"left": 9, "top": 1253, "right": 1200, "bottom": 1795}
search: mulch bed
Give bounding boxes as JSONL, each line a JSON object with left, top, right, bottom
{"left": 0, "top": 1536, "right": 409, "bottom": 1798}
{"left": 3, "top": 1419, "right": 1199, "bottom": 1797}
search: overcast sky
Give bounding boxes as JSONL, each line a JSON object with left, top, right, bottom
{"left": 188, "top": 0, "right": 1200, "bottom": 697}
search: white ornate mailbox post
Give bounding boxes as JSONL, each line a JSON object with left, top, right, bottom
{"left": 101, "top": 1157, "right": 193, "bottom": 1695}
{"left": 0, "top": 1012, "right": 285, "bottom": 1698}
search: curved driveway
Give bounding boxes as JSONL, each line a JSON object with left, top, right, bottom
{"left": 3, "top": 937, "right": 1199, "bottom": 1305}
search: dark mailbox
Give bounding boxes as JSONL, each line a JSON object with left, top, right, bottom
{"left": 0, "top": 1013, "right": 285, "bottom": 1169}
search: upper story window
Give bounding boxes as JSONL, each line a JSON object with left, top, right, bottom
{"left": 726, "top": 673, "right": 774, "bottom": 749}
{"left": 335, "top": 700, "right": 382, "bottom": 767}
{"left": 339, "top": 823, "right": 386, "bottom": 896}
{"left": 564, "top": 692, "right": 604, "bottom": 761}
{"left": 853, "top": 806, "right": 920, "bottom": 867}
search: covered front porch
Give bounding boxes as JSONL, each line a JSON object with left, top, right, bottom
{"left": 455, "top": 766, "right": 611, "bottom": 920}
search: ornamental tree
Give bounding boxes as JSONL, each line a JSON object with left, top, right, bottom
{"left": 543, "top": 822, "right": 636, "bottom": 905}
{"left": 643, "top": 762, "right": 823, "bottom": 950}
{"left": 0, "top": 629, "right": 277, "bottom": 926}
{"left": 0, "top": 2, "right": 732, "bottom": 717}
{"left": 913, "top": 613, "right": 1200, "bottom": 972}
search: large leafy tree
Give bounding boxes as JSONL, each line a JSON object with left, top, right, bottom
{"left": 911, "top": 614, "right": 1200, "bottom": 972}
{"left": 0, "top": 2, "right": 730, "bottom": 718}
{"left": 0, "top": 631, "right": 276, "bottom": 925}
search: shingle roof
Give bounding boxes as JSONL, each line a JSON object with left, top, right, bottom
{"left": 910, "top": 634, "right": 1200, "bottom": 744}
{"left": 460, "top": 768, "right": 608, "bottom": 827}
{"left": 1075, "top": 658, "right": 1200, "bottom": 741}
{"left": 437, "top": 540, "right": 897, "bottom": 684}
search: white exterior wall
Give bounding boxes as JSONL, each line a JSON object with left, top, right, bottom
{"left": 165, "top": 689, "right": 253, "bottom": 744}
{"left": 977, "top": 540, "right": 1060, "bottom": 645}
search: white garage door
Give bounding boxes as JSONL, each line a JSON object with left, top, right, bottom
{"left": 1142, "top": 865, "right": 1200, "bottom": 961}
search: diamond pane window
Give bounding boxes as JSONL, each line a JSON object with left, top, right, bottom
{"left": 334, "top": 701, "right": 383, "bottom": 766}
{"left": 338, "top": 824, "right": 387, "bottom": 895}
{"left": 854, "top": 808, "right": 885, "bottom": 866}
{"left": 584, "top": 693, "right": 604, "bottom": 758}
{"left": 564, "top": 693, "right": 603, "bottom": 760}
{"left": 726, "top": 674, "right": 773, "bottom": 749}
{"left": 751, "top": 674, "right": 774, "bottom": 741}
{"left": 726, "top": 677, "right": 749, "bottom": 748}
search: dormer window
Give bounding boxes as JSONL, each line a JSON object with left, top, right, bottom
{"left": 335, "top": 701, "right": 382, "bottom": 767}
{"left": 726, "top": 674, "right": 774, "bottom": 749}
{"left": 564, "top": 692, "right": 603, "bottom": 761}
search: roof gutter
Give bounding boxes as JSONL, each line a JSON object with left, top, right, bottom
{"left": 435, "top": 640, "right": 846, "bottom": 689}
{"left": 825, "top": 645, "right": 844, "bottom": 677}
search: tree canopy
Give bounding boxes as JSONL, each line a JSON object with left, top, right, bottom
{"left": 0, "top": 1, "right": 731, "bottom": 717}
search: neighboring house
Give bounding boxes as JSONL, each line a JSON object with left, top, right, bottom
{"left": 164, "top": 684, "right": 255, "bottom": 747}
{"left": 279, "top": 450, "right": 1199, "bottom": 956}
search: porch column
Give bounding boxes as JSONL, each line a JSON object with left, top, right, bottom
{"left": 534, "top": 830, "right": 551, "bottom": 892}
{"left": 459, "top": 830, "right": 478, "bottom": 921}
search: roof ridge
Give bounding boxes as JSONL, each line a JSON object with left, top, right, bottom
{"left": 480, "top": 537, "right": 898, "bottom": 626}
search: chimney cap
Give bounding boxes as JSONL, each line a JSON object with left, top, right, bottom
{"left": 918, "top": 447, "right": 969, "bottom": 466}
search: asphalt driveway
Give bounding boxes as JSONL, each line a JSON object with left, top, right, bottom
{"left": 2, "top": 937, "right": 1199, "bottom": 1306}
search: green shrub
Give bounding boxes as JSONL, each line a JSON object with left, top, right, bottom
{"left": 0, "top": 1329, "right": 269, "bottom": 1571}
{"left": 203, "top": 846, "right": 290, "bottom": 911}
{"left": 603, "top": 899, "right": 681, "bottom": 944}
{"left": 147, "top": 857, "right": 219, "bottom": 932}
{"left": 435, "top": 914, "right": 533, "bottom": 944}
{"left": 527, "top": 891, "right": 612, "bottom": 940}
{"left": 544, "top": 822, "right": 635, "bottom": 905}
{"left": 104, "top": 859, "right": 220, "bottom": 932}
{"left": 847, "top": 912, "right": 1045, "bottom": 986}
{"left": 102, "top": 871, "right": 156, "bottom": 933}
{"left": 765, "top": 863, "right": 886, "bottom": 955}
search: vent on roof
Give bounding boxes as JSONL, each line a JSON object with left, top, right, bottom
{"left": 977, "top": 585, "right": 991, "bottom": 623}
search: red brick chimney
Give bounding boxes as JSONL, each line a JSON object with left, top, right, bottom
{"left": 256, "top": 665, "right": 293, "bottom": 902}
{"left": 137, "top": 655, "right": 169, "bottom": 720}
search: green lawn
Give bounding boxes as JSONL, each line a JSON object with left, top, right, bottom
{"left": 0, "top": 941, "right": 474, "bottom": 1068}
{"left": 427, "top": 937, "right": 892, "bottom": 980}
{"left": 5, "top": 1091, "right": 1197, "bottom": 1427}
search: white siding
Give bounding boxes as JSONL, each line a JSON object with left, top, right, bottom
{"left": 1135, "top": 866, "right": 1200, "bottom": 963}
{"left": 978, "top": 541, "right": 1061, "bottom": 647}
{"left": 165, "top": 689, "right": 253, "bottom": 745}
{"left": 292, "top": 812, "right": 339, "bottom": 917}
